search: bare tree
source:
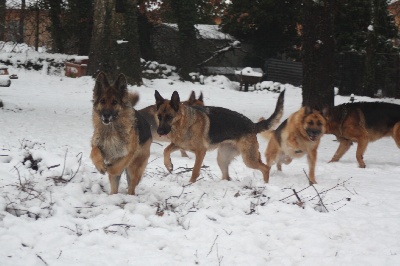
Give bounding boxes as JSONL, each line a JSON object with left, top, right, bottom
{"left": 0, "top": 0, "right": 6, "bottom": 40}
{"left": 302, "top": 0, "right": 335, "bottom": 109}
{"left": 18, "top": 0, "right": 25, "bottom": 43}
{"left": 169, "top": 0, "right": 199, "bottom": 80}
{"left": 87, "top": 0, "right": 142, "bottom": 85}
{"left": 47, "top": 0, "right": 64, "bottom": 53}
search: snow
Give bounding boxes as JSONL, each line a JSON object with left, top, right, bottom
{"left": 1, "top": 66, "right": 400, "bottom": 265}
{"left": 164, "top": 24, "right": 234, "bottom": 40}
{"left": 235, "top": 67, "right": 263, "bottom": 77}
{"left": 368, "top": 25, "right": 374, "bottom": 32}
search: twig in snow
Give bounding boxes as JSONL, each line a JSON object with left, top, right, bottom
{"left": 292, "top": 189, "right": 304, "bottom": 208}
{"left": 303, "top": 169, "right": 328, "bottom": 212}
{"left": 207, "top": 235, "right": 219, "bottom": 257}
{"left": 66, "top": 152, "right": 83, "bottom": 182}
{"left": 182, "top": 177, "right": 205, "bottom": 187}
{"left": 36, "top": 254, "right": 48, "bottom": 265}
{"left": 60, "top": 148, "right": 68, "bottom": 177}
{"left": 174, "top": 165, "right": 209, "bottom": 175}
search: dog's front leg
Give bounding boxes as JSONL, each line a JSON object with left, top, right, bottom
{"left": 106, "top": 154, "right": 133, "bottom": 194}
{"left": 189, "top": 149, "right": 207, "bottom": 183}
{"left": 163, "top": 143, "right": 180, "bottom": 172}
{"left": 108, "top": 174, "right": 121, "bottom": 194}
{"left": 329, "top": 137, "right": 352, "bottom": 163}
{"left": 307, "top": 149, "right": 318, "bottom": 184}
{"left": 90, "top": 146, "right": 107, "bottom": 174}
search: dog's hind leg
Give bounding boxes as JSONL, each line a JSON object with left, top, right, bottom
{"left": 355, "top": 137, "right": 368, "bottom": 168}
{"left": 329, "top": 137, "right": 352, "bottom": 163}
{"left": 125, "top": 169, "right": 131, "bottom": 187}
{"left": 189, "top": 149, "right": 207, "bottom": 183}
{"left": 264, "top": 136, "right": 281, "bottom": 182}
{"left": 217, "top": 143, "right": 240, "bottom": 180}
{"left": 239, "top": 136, "right": 270, "bottom": 183}
{"left": 393, "top": 122, "right": 400, "bottom": 148}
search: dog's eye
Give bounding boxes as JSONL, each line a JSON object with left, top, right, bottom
{"left": 157, "top": 115, "right": 162, "bottom": 121}
{"left": 308, "top": 121, "right": 314, "bottom": 126}
{"left": 165, "top": 115, "right": 172, "bottom": 121}
{"left": 317, "top": 120, "right": 322, "bottom": 126}
{"left": 111, "top": 100, "right": 118, "bottom": 105}
{"left": 100, "top": 99, "right": 106, "bottom": 104}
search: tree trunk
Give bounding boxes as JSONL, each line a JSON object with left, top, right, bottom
{"left": 67, "top": 0, "right": 94, "bottom": 55}
{"left": 363, "top": 0, "right": 377, "bottom": 97}
{"left": 48, "top": 0, "right": 64, "bottom": 53}
{"left": 302, "top": 0, "right": 335, "bottom": 109}
{"left": 0, "top": 0, "right": 6, "bottom": 41}
{"left": 87, "top": 0, "right": 142, "bottom": 85}
{"left": 18, "top": 0, "right": 25, "bottom": 43}
{"left": 170, "top": 0, "right": 198, "bottom": 80}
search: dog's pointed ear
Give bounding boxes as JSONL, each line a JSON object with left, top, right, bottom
{"left": 93, "top": 71, "right": 110, "bottom": 100}
{"left": 198, "top": 91, "right": 204, "bottom": 103}
{"left": 304, "top": 106, "right": 313, "bottom": 115}
{"left": 115, "top": 73, "right": 128, "bottom": 95}
{"left": 188, "top": 91, "right": 196, "bottom": 105}
{"left": 155, "top": 90, "right": 164, "bottom": 110}
{"left": 322, "top": 106, "right": 330, "bottom": 118}
{"left": 170, "top": 91, "right": 180, "bottom": 112}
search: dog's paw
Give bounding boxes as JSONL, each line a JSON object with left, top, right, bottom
{"left": 97, "top": 165, "right": 107, "bottom": 175}
{"left": 165, "top": 160, "right": 173, "bottom": 173}
{"left": 93, "top": 162, "right": 107, "bottom": 174}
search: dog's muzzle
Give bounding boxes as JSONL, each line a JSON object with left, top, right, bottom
{"left": 157, "top": 127, "right": 170, "bottom": 136}
{"left": 306, "top": 129, "right": 321, "bottom": 142}
{"left": 101, "top": 110, "right": 117, "bottom": 125}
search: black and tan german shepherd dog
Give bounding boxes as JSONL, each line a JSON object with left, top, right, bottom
{"left": 263, "top": 107, "right": 327, "bottom": 184}
{"left": 325, "top": 102, "right": 400, "bottom": 168}
{"left": 138, "top": 91, "right": 203, "bottom": 157}
{"left": 154, "top": 90, "right": 285, "bottom": 183}
{"left": 90, "top": 72, "right": 152, "bottom": 195}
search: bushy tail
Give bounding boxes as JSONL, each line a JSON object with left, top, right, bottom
{"left": 128, "top": 92, "right": 139, "bottom": 107}
{"left": 255, "top": 90, "right": 285, "bottom": 136}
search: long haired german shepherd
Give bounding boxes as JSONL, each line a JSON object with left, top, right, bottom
{"left": 154, "top": 90, "right": 285, "bottom": 183}
{"left": 264, "top": 107, "right": 327, "bottom": 184}
{"left": 325, "top": 102, "right": 400, "bottom": 168}
{"left": 138, "top": 91, "right": 203, "bottom": 157}
{"left": 90, "top": 72, "right": 152, "bottom": 195}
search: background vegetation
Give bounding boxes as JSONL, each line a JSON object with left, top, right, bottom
{"left": 1, "top": 0, "right": 399, "bottom": 104}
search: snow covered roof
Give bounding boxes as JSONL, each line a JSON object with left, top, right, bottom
{"left": 163, "top": 23, "right": 234, "bottom": 40}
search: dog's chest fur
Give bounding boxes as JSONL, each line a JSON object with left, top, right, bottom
{"left": 92, "top": 118, "right": 135, "bottom": 163}
{"left": 278, "top": 120, "right": 319, "bottom": 159}
{"left": 170, "top": 106, "right": 208, "bottom": 148}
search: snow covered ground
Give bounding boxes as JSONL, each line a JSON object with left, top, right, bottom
{"left": 1, "top": 67, "right": 400, "bottom": 266}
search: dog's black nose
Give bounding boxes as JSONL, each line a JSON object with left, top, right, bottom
{"left": 306, "top": 129, "right": 321, "bottom": 141}
{"left": 157, "top": 128, "right": 170, "bottom": 136}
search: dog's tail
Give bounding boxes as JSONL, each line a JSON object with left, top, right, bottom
{"left": 128, "top": 92, "right": 139, "bottom": 107}
{"left": 255, "top": 90, "right": 285, "bottom": 135}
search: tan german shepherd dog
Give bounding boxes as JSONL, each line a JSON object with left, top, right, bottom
{"left": 264, "top": 107, "right": 327, "bottom": 184}
{"left": 138, "top": 91, "right": 203, "bottom": 157}
{"left": 325, "top": 102, "right": 400, "bottom": 168}
{"left": 154, "top": 90, "right": 285, "bottom": 183}
{"left": 90, "top": 72, "right": 152, "bottom": 195}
